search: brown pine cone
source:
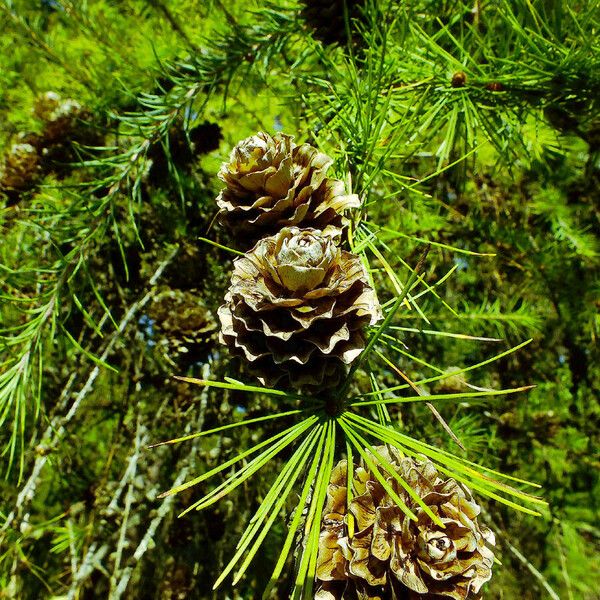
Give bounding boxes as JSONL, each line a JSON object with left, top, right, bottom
{"left": 146, "top": 289, "right": 217, "bottom": 368}
{"left": 218, "top": 227, "right": 380, "bottom": 391}
{"left": 0, "top": 143, "right": 41, "bottom": 198}
{"left": 301, "top": 0, "right": 365, "bottom": 46}
{"left": 147, "top": 120, "right": 223, "bottom": 186}
{"left": 33, "top": 91, "right": 89, "bottom": 146}
{"left": 315, "top": 448, "right": 495, "bottom": 599}
{"left": 31, "top": 91, "right": 105, "bottom": 175}
{"left": 216, "top": 132, "right": 360, "bottom": 247}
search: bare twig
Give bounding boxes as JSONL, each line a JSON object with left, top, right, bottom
{"left": 67, "top": 360, "right": 212, "bottom": 598}
{"left": 108, "top": 416, "right": 148, "bottom": 598}
{"left": 482, "top": 509, "right": 560, "bottom": 600}
{"left": 1, "top": 246, "right": 179, "bottom": 536}
{"left": 111, "top": 362, "right": 212, "bottom": 599}
{"left": 499, "top": 534, "right": 560, "bottom": 600}
{"left": 67, "top": 542, "right": 110, "bottom": 599}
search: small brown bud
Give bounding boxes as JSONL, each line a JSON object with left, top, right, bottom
{"left": 35, "top": 444, "right": 51, "bottom": 456}
{"left": 451, "top": 71, "right": 467, "bottom": 87}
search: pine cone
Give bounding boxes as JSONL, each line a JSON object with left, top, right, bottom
{"left": 189, "top": 121, "right": 223, "bottom": 156}
{"left": 218, "top": 227, "right": 381, "bottom": 391}
{"left": 301, "top": 0, "right": 365, "bottom": 46}
{"left": 145, "top": 289, "right": 217, "bottom": 368}
{"left": 216, "top": 132, "right": 360, "bottom": 246}
{"left": 147, "top": 120, "right": 223, "bottom": 186}
{"left": 0, "top": 143, "right": 41, "bottom": 198}
{"left": 32, "top": 91, "right": 63, "bottom": 122}
{"left": 316, "top": 448, "right": 495, "bottom": 599}
{"left": 33, "top": 91, "right": 88, "bottom": 145}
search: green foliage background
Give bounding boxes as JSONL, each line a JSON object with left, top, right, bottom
{"left": 0, "top": 0, "right": 598, "bottom": 598}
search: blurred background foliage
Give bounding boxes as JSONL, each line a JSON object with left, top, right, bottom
{"left": 0, "top": 0, "right": 598, "bottom": 598}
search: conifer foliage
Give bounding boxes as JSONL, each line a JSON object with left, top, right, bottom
{"left": 0, "top": 1, "right": 598, "bottom": 599}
